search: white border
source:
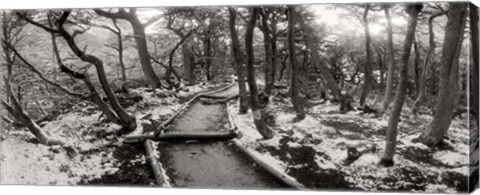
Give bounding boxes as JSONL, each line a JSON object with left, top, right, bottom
{"left": 0, "top": 0, "right": 479, "bottom": 195}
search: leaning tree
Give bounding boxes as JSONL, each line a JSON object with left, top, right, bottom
{"left": 417, "top": 3, "right": 468, "bottom": 147}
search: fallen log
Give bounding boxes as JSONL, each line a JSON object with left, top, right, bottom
{"left": 201, "top": 94, "right": 240, "bottom": 105}
{"left": 125, "top": 131, "right": 238, "bottom": 143}
{"left": 231, "top": 139, "right": 308, "bottom": 190}
{"left": 144, "top": 139, "right": 171, "bottom": 187}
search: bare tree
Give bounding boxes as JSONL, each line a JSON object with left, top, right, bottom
{"left": 245, "top": 7, "right": 274, "bottom": 139}
{"left": 417, "top": 3, "right": 468, "bottom": 147}
{"left": 380, "top": 4, "right": 396, "bottom": 114}
{"left": 94, "top": 8, "right": 163, "bottom": 89}
{"left": 411, "top": 11, "right": 446, "bottom": 117}
{"left": 259, "top": 8, "right": 275, "bottom": 96}
{"left": 18, "top": 10, "right": 137, "bottom": 131}
{"left": 359, "top": 4, "right": 373, "bottom": 108}
{"left": 1, "top": 11, "right": 64, "bottom": 146}
{"left": 228, "top": 7, "right": 249, "bottom": 114}
{"left": 379, "top": 4, "right": 423, "bottom": 166}
{"left": 287, "top": 6, "right": 306, "bottom": 121}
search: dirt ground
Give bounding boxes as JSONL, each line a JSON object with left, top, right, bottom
{"left": 229, "top": 96, "right": 471, "bottom": 193}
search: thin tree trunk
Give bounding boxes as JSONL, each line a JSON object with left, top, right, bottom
{"left": 182, "top": 45, "right": 196, "bottom": 85}
{"left": 260, "top": 9, "right": 275, "bottom": 96}
{"left": 418, "top": 3, "right": 468, "bottom": 147}
{"left": 245, "top": 8, "right": 274, "bottom": 139}
{"left": 413, "top": 37, "right": 421, "bottom": 96}
{"left": 412, "top": 12, "right": 445, "bottom": 117}
{"left": 165, "top": 29, "right": 195, "bottom": 88}
{"left": 379, "top": 4, "right": 422, "bottom": 166}
{"left": 112, "top": 19, "right": 127, "bottom": 84}
{"left": 360, "top": 4, "right": 373, "bottom": 107}
{"left": 287, "top": 6, "right": 306, "bottom": 121}
{"left": 471, "top": 4, "right": 479, "bottom": 127}
{"left": 376, "top": 47, "right": 385, "bottom": 88}
{"left": 228, "top": 7, "right": 249, "bottom": 114}
{"left": 381, "top": 5, "right": 396, "bottom": 114}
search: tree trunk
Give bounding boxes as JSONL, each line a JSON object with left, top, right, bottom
{"left": 418, "top": 3, "right": 468, "bottom": 147}
{"left": 245, "top": 8, "right": 274, "bottom": 139}
{"left": 471, "top": 4, "right": 479, "bottom": 128}
{"left": 128, "top": 14, "right": 162, "bottom": 88}
{"left": 379, "top": 4, "right": 422, "bottom": 166}
{"left": 112, "top": 19, "right": 127, "bottom": 85}
{"left": 260, "top": 9, "right": 275, "bottom": 96}
{"left": 411, "top": 12, "right": 444, "bottom": 117}
{"left": 381, "top": 5, "right": 396, "bottom": 114}
{"left": 376, "top": 47, "right": 385, "bottom": 88}
{"left": 228, "top": 7, "right": 249, "bottom": 114}
{"left": 58, "top": 11, "right": 137, "bottom": 131}
{"left": 413, "top": 37, "right": 421, "bottom": 96}
{"left": 203, "top": 37, "right": 212, "bottom": 81}
{"left": 1, "top": 14, "right": 63, "bottom": 146}
{"left": 359, "top": 4, "right": 373, "bottom": 108}
{"left": 46, "top": 15, "right": 123, "bottom": 124}
{"left": 287, "top": 6, "right": 306, "bottom": 121}
{"left": 165, "top": 29, "right": 195, "bottom": 88}
{"left": 182, "top": 45, "right": 196, "bottom": 85}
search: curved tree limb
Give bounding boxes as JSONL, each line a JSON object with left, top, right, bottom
{"left": 3, "top": 40, "right": 83, "bottom": 98}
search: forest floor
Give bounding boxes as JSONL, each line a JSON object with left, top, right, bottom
{"left": 230, "top": 93, "right": 471, "bottom": 193}
{"left": 0, "top": 82, "right": 226, "bottom": 185}
{"left": 0, "top": 81, "right": 472, "bottom": 193}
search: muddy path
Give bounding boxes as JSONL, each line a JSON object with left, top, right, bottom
{"left": 156, "top": 83, "right": 287, "bottom": 189}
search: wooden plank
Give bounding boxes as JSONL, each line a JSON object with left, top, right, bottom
{"left": 144, "top": 139, "right": 171, "bottom": 187}
{"left": 231, "top": 139, "right": 308, "bottom": 190}
{"left": 125, "top": 131, "right": 238, "bottom": 143}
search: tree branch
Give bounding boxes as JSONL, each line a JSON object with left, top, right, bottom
{"left": 3, "top": 40, "right": 83, "bottom": 97}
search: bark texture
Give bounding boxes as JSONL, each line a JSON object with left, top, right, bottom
{"left": 418, "top": 3, "right": 468, "bottom": 147}
{"left": 287, "top": 6, "right": 306, "bottom": 121}
{"left": 471, "top": 4, "right": 479, "bottom": 127}
{"left": 359, "top": 4, "right": 373, "bottom": 107}
{"left": 228, "top": 7, "right": 249, "bottom": 114}
{"left": 245, "top": 8, "right": 274, "bottom": 139}
{"left": 260, "top": 9, "right": 275, "bottom": 96}
{"left": 380, "top": 4, "right": 422, "bottom": 166}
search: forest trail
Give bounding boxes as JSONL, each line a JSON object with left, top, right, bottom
{"left": 153, "top": 83, "right": 287, "bottom": 189}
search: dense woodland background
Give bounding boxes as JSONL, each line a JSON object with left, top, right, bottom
{"left": 0, "top": 2, "right": 478, "bottom": 192}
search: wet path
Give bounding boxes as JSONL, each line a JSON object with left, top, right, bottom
{"left": 156, "top": 83, "right": 286, "bottom": 189}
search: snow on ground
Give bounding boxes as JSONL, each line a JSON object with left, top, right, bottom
{"left": 0, "top": 108, "right": 121, "bottom": 185}
{"left": 0, "top": 84, "right": 205, "bottom": 185}
{"left": 0, "top": 82, "right": 229, "bottom": 185}
{"left": 228, "top": 98, "right": 470, "bottom": 192}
